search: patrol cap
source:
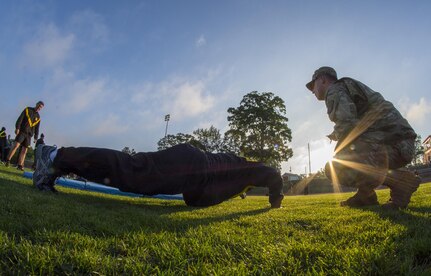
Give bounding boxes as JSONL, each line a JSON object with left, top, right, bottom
{"left": 306, "top": 66, "right": 337, "bottom": 91}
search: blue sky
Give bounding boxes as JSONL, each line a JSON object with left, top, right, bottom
{"left": 1, "top": 0, "right": 430, "bottom": 174}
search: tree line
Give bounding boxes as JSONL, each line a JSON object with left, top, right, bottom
{"left": 121, "top": 91, "right": 427, "bottom": 172}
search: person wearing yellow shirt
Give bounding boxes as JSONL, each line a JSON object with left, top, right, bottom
{"left": 5, "top": 101, "right": 44, "bottom": 171}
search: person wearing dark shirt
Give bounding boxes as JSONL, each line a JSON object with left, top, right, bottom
{"left": 32, "top": 133, "right": 45, "bottom": 170}
{"left": 35, "top": 133, "right": 45, "bottom": 147}
{"left": 0, "top": 127, "right": 7, "bottom": 162}
{"left": 33, "top": 143, "right": 284, "bottom": 208}
{"left": 5, "top": 101, "right": 44, "bottom": 171}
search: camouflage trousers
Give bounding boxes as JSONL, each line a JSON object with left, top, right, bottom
{"left": 325, "top": 138, "right": 415, "bottom": 189}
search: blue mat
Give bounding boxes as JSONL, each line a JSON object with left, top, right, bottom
{"left": 23, "top": 171, "right": 183, "bottom": 200}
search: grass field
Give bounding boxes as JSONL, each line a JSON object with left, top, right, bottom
{"left": 1, "top": 165, "right": 430, "bottom": 275}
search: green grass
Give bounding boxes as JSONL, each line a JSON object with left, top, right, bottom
{"left": 1, "top": 165, "right": 430, "bottom": 275}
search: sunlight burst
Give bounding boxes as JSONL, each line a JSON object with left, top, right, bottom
{"left": 328, "top": 161, "right": 342, "bottom": 194}
{"left": 332, "top": 158, "right": 387, "bottom": 187}
{"left": 334, "top": 104, "right": 385, "bottom": 155}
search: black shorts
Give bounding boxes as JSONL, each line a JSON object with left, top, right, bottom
{"left": 15, "top": 132, "right": 32, "bottom": 147}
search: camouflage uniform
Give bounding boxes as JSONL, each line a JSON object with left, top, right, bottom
{"left": 323, "top": 77, "right": 419, "bottom": 206}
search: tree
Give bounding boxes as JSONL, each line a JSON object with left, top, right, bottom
{"left": 157, "top": 126, "right": 239, "bottom": 153}
{"left": 226, "top": 91, "right": 293, "bottom": 169}
{"left": 220, "top": 131, "right": 242, "bottom": 154}
{"left": 122, "top": 147, "right": 136, "bottom": 155}
{"left": 412, "top": 135, "right": 424, "bottom": 165}
{"left": 157, "top": 133, "right": 205, "bottom": 151}
{"left": 314, "top": 168, "right": 327, "bottom": 179}
{"left": 192, "top": 125, "right": 224, "bottom": 153}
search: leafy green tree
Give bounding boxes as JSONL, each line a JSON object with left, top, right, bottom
{"left": 26, "top": 147, "right": 35, "bottom": 161}
{"left": 192, "top": 126, "right": 224, "bottom": 153}
{"left": 314, "top": 168, "right": 327, "bottom": 179}
{"left": 220, "top": 131, "right": 242, "bottom": 154}
{"left": 157, "top": 126, "right": 239, "bottom": 153}
{"left": 121, "top": 147, "right": 136, "bottom": 155}
{"left": 226, "top": 91, "right": 293, "bottom": 169}
{"left": 157, "top": 133, "right": 206, "bottom": 151}
{"left": 412, "top": 135, "right": 424, "bottom": 165}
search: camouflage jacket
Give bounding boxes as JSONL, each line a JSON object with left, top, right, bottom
{"left": 325, "top": 77, "right": 416, "bottom": 144}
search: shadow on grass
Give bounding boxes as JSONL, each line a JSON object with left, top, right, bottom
{"left": 365, "top": 205, "right": 431, "bottom": 269}
{"left": 0, "top": 176, "right": 270, "bottom": 238}
{"left": 352, "top": 202, "right": 431, "bottom": 230}
{"left": 375, "top": 207, "right": 430, "bottom": 224}
{"left": 405, "top": 206, "right": 431, "bottom": 214}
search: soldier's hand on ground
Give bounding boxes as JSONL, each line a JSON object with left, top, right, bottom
{"left": 269, "top": 194, "right": 284, "bottom": 208}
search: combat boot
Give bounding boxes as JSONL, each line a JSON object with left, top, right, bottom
{"left": 340, "top": 186, "right": 378, "bottom": 207}
{"left": 382, "top": 169, "right": 420, "bottom": 209}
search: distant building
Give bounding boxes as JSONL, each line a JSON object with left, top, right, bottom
{"left": 282, "top": 172, "right": 301, "bottom": 182}
{"left": 423, "top": 135, "right": 431, "bottom": 165}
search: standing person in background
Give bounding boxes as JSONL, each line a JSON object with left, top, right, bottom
{"left": 0, "top": 127, "right": 7, "bottom": 163}
{"left": 5, "top": 101, "right": 44, "bottom": 171}
{"left": 3, "top": 135, "right": 13, "bottom": 162}
{"left": 32, "top": 133, "right": 45, "bottom": 170}
{"left": 35, "top": 133, "right": 45, "bottom": 149}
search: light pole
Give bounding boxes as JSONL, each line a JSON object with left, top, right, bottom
{"left": 164, "top": 114, "right": 170, "bottom": 137}
{"left": 308, "top": 142, "right": 312, "bottom": 176}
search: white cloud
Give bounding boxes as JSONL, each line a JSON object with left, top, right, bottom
{"left": 22, "top": 23, "right": 75, "bottom": 68}
{"left": 290, "top": 105, "right": 332, "bottom": 145}
{"left": 195, "top": 35, "right": 206, "bottom": 48}
{"left": 131, "top": 77, "right": 215, "bottom": 119}
{"left": 91, "top": 114, "right": 129, "bottom": 136}
{"left": 283, "top": 138, "right": 334, "bottom": 175}
{"left": 44, "top": 68, "right": 109, "bottom": 114}
{"left": 399, "top": 97, "right": 431, "bottom": 125}
{"left": 169, "top": 81, "right": 214, "bottom": 118}
{"left": 130, "top": 82, "right": 154, "bottom": 104}
{"left": 67, "top": 78, "right": 107, "bottom": 112}
{"left": 69, "top": 10, "right": 109, "bottom": 44}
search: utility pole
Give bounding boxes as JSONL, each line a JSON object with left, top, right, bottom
{"left": 164, "top": 114, "right": 170, "bottom": 137}
{"left": 308, "top": 142, "right": 311, "bottom": 175}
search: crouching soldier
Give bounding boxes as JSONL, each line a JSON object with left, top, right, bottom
{"left": 306, "top": 66, "right": 420, "bottom": 209}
